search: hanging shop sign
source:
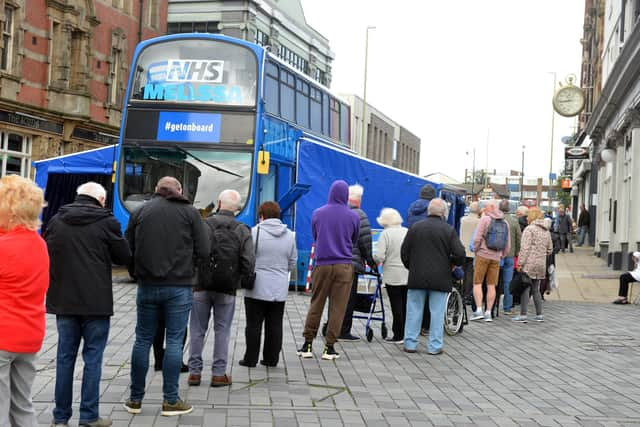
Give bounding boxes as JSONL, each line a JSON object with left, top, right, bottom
{"left": 564, "top": 146, "right": 589, "bottom": 160}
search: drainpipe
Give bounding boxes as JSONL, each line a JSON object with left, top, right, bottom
{"left": 138, "top": 0, "right": 144, "bottom": 43}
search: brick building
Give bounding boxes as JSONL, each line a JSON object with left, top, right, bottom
{"left": 0, "top": 0, "right": 167, "bottom": 178}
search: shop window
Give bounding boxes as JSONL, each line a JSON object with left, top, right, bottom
{"left": 0, "top": 132, "right": 31, "bottom": 177}
{"left": 1, "top": 6, "right": 14, "bottom": 71}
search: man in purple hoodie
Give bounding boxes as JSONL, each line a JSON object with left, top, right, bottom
{"left": 297, "top": 180, "right": 360, "bottom": 360}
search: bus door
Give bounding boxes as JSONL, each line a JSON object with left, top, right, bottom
{"left": 256, "top": 160, "right": 305, "bottom": 229}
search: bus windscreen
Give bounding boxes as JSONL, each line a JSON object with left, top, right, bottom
{"left": 129, "top": 39, "right": 258, "bottom": 106}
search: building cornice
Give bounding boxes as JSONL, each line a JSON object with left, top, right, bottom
{"left": 586, "top": 21, "right": 640, "bottom": 137}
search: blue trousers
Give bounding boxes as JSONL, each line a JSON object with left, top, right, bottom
{"left": 404, "top": 289, "right": 448, "bottom": 353}
{"left": 129, "top": 286, "right": 192, "bottom": 404}
{"left": 53, "top": 316, "right": 110, "bottom": 424}
{"left": 501, "top": 256, "right": 515, "bottom": 312}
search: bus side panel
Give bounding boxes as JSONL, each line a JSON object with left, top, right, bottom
{"left": 294, "top": 140, "right": 440, "bottom": 285}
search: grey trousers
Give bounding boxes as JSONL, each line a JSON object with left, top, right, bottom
{"left": 188, "top": 290, "right": 236, "bottom": 376}
{"left": 0, "top": 350, "right": 37, "bottom": 427}
{"left": 520, "top": 279, "right": 543, "bottom": 316}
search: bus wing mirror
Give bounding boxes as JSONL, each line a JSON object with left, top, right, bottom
{"left": 257, "top": 150, "right": 270, "bottom": 175}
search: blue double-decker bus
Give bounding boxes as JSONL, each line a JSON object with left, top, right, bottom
{"left": 113, "top": 33, "right": 465, "bottom": 285}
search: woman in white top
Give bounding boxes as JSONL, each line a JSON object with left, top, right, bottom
{"left": 373, "top": 208, "right": 408, "bottom": 343}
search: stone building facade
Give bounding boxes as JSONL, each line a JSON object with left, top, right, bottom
{"left": 167, "top": 0, "right": 333, "bottom": 87}
{"left": 344, "top": 93, "right": 421, "bottom": 175}
{"left": 578, "top": 0, "right": 640, "bottom": 270}
{"left": 0, "top": 0, "right": 166, "bottom": 178}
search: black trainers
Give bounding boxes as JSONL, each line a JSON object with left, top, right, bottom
{"left": 338, "top": 333, "right": 360, "bottom": 341}
{"left": 122, "top": 399, "right": 142, "bottom": 414}
{"left": 296, "top": 342, "right": 313, "bottom": 358}
{"left": 321, "top": 345, "right": 340, "bottom": 360}
{"left": 161, "top": 399, "right": 193, "bottom": 416}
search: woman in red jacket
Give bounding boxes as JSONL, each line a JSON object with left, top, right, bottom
{"left": 0, "top": 175, "right": 49, "bottom": 426}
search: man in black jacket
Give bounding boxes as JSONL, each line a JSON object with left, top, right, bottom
{"left": 339, "top": 184, "right": 377, "bottom": 341}
{"left": 576, "top": 203, "right": 590, "bottom": 246}
{"left": 46, "top": 182, "right": 131, "bottom": 427}
{"left": 187, "top": 189, "right": 254, "bottom": 388}
{"left": 123, "top": 177, "right": 208, "bottom": 417}
{"left": 400, "top": 198, "right": 465, "bottom": 355}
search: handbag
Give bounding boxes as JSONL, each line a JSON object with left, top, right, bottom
{"left": 241, "top": 226, "right": 260, "bottom": 290}
{"left": 509, "top": 270, "right": 531, "bottom": 295}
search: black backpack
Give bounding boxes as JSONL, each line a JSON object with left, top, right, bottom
{"left": 198, "top": 217, "right": 243, "bottom": 293}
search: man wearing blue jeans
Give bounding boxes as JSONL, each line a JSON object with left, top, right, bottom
{"left": 400, "top": 198, "right": 465, "bottom": 354}
{"left": 124, "top": 177, "right": 208, "bottom": 417}
{"left": 499, "top": 200, "right": 521, "bottom": 315}
{"left": 46, "top": 182, "right": 131, "bottom": 427}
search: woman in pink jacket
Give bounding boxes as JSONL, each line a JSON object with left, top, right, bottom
{"left": 513, "top": 208, "right": 552, "bottom": 323}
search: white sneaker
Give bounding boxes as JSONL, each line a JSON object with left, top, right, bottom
{"left": 483, "top": 310, "right": 493, "bottom": 322}
{"left": 470, "top": 310, "right": 484, "bottom": 321}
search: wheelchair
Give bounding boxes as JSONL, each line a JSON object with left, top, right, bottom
{"left": 444, "top": 278, "right": 467, "bottom": 336}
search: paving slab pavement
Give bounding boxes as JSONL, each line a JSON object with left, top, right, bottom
{"left": 545, "top": 245, "right": 621, "bottom": 304}
{"left": 33, "top": 254, "right": 640, "bottom": 427}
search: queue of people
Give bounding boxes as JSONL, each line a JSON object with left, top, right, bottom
{"left": 0, "top": 172, "right": 599, "bottom": 426}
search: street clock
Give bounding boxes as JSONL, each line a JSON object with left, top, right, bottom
{"left": 552, "top": 77, "right": 585, "bottom": 117}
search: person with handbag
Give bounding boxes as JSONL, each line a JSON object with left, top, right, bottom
{"left": 512, "top": 208, "right": 553, "bottom": 323}
{"left": 239, "top": 201, "right": 297, "bottom": 367}
{"left": 187, "top": 189, "right": 255, "bottom": 388}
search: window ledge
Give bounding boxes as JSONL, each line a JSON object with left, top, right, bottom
{"left": 0, "top": 71, "right": 21, "bottom": 83}
{"left": 48, "top": 85, "right": 90, "bottom": 98}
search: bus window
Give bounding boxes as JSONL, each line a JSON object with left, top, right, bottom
{"left": 120, "top": 146, "right": 252, "bottom": 215}
{"left": 130, "top": 38, "right": 258, "bottom": 107}
{"left": 340, "top": 101, "right": 350, "bottom": 146}
{"left": 296, "top": 79, "right": 309, "bottom": 127}
{"left": 280, "top": 69, "right": 295, "bottom": 121}
{"left": 310, "top": 87, "right": 322, "bottom": 132}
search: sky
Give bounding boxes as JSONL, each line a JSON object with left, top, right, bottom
{"left": 300, "top": 0, "right": 585, "bottom": 182}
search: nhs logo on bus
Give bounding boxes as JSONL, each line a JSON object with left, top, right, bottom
{"left": 156, "top": 112, "right": 222, "bottom": 143}
{"left": 143, "top": 60, "right": 242, "bottom": 103}
{"left": 165, "top": 59, "right": 224, "bottom": 83}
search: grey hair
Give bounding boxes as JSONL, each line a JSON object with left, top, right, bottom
{"left": 516, "top": 205, "right": 529, "bottom": 216}
{"left": 469, "top": 201, "right": 480, "bottom": 214}
{"left": 499, "top": 199, "right": 510, "bottom": 213}
{"left": 156, "top": 176, "right": 182, "bottom": 192}
{"left": 348, "top": 184, "right": 364, "bottom": 200}
{"left": 218, "top": 189, "right": 242, "bottom": 211}
{"left": 77, "top": 181, "right": 106, "bottom": 201}
{"left": 376, "top": 208, "right": 403, "bottom": 227}
{"left": 427, "top": 198, "right": 448, "bottom": 218}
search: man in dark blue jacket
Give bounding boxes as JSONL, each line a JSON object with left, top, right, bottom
{"left": 401, "top": 198, "right": 465, "bottom": 354}
{"left": 407, "top": 184, "right": 436, "bottom": 227}
{"left": 123, "top": 177, "right": 208, "bottom": 417}
{"left": 297, "top": 180, "right": 359, "bottom": 360}
{"left": 46, "top": 182, "right": 131, "bottom": 427}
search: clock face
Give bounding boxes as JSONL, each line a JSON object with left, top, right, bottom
{"left": 553, "top": 86, "right": 585, "bottom": 117}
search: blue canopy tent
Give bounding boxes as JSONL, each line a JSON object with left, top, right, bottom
{"left": 33, "top": 145, "right": 117, "bottom": 232}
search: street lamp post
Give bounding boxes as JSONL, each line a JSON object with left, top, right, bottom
{"left": 520, "top": 145, "right": 525, "bottom": 202}
{"left": 361, "top": 26, "right": 375, "bottom": 157}
{"left": 548, "top": 71, "right": 557, "bottom": 212}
